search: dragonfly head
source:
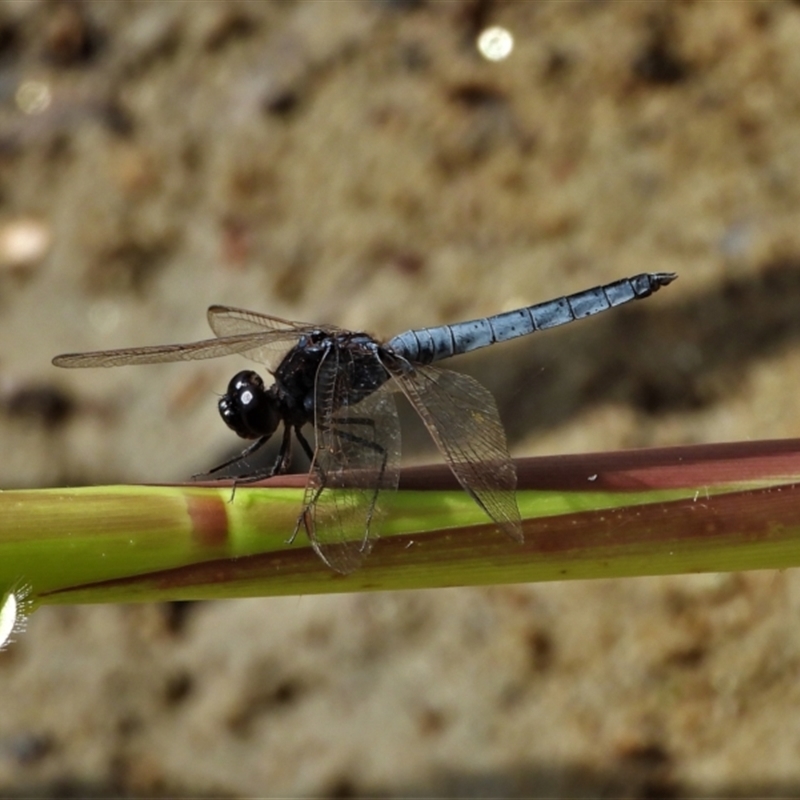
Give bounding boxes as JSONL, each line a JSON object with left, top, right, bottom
{"left": 219, "top": 371, "right": 281, "bottom": 440}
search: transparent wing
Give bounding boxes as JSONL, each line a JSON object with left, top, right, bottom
{"left": 52, "top": 330, "right": 304, "bottom": 368}
{"left": 207, "top": 305, "right": 339, "bottom": 336}
{"left": 206, "top": 305, "right": 344, "bottom": 369}
{"left": 385, "top": 363, "right": 522, "bottom": 542}
{"left": 301, "top": 346, "right": 400, "bottom": 574}
{"left": 51, "top": 305, "right": 330, "bottom": 368}
{"left": 52, "top": 306, "right": 343, "bottom": 369}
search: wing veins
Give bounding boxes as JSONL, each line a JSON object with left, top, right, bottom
{"left": 385, "top": 361, "right": 522, "bottom": 541}
{"left": 52, "top": 329, "right": 304, "bottom": 368}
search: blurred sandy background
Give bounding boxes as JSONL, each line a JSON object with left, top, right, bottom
{"left": 3, "top": 1, "right": 800, "bottom": 796}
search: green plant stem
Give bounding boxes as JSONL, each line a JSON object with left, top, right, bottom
{"left": 2, "top": 439, "right": 800, "bottom": 607}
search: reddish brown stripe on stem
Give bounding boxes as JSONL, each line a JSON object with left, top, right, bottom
{"left": 185, "top": 493, "right": 230, "bottom": 547}
{"left": 358, "top": 484, "right": 800, "bottom": 569}
{"left": 514, "top": 485, "right": 800, "bottom": 553}
{"left": 40, "top": 545, "right": 328, "bottom": 599}
{"left": 396, "top": 439, "right": 800, "bottom": 492}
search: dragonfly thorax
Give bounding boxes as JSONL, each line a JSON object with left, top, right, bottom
{"left": 219, "top": 370, "right": 281, "bottom": 440}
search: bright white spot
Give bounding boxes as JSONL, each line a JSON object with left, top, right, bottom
{"left": 588, "top": 474, "right": 597, "bottom": 481}
{"left": 477, "top": 26, "right": 514, "bottom": 62}
{"left": 15, "top": 80, "right": 52, "bottom": 115}
{"left": 241, "top": 389, "right": 254, "bottom": 405}
{"left": 0, "top": 217, "right": 52, "bottom": 269}
{"left": 0, "top": 584, "right": 32, "bottom": 649}
{"left": 0, "top": 591, "right": 18, "bottom": 650}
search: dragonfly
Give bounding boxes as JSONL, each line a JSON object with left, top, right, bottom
{"left": 53, "top": 272, "right": 676, "bottom": 573}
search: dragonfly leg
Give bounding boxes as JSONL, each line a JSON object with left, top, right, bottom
{"left": 294, "top": 427, "right": 315, "bottom": 462}
{"left": 228, "top": 424, "right": 294, "bottom": 486}
{"left": 193, "top": 434, "right": 270, "bottom": 480}
{"left": 195, "top": 425, "right": 293, "bottom": 498}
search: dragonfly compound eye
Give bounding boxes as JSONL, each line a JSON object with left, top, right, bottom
{"left": 219, "top": 370, "right": 280, "bottom": 439}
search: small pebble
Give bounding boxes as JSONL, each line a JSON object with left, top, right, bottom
{"left": 0, "top": 217, "right": 52, "bottom": 271}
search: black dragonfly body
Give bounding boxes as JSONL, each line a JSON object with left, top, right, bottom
{"left": 53, "top": 272, "right": 675, "bottom": 572}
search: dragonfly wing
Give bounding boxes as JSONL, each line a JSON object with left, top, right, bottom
{"left": 207, "top": 305, "right": 341, "bottom": 368}
{"left": 206, "top": 305, "right": 325, "bottom": 336}
{"left": 301, "top": 346, "right": 400, "bottom": 574}
{"left": 52, "top": 333, "right": 297, "bottom": 368}
{"left": 385, "top": 363, "right": 522, "bottom": 542}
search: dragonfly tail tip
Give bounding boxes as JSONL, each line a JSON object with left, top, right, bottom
{"left": 652, "top": 272, "right": 678, "bottom": 288}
